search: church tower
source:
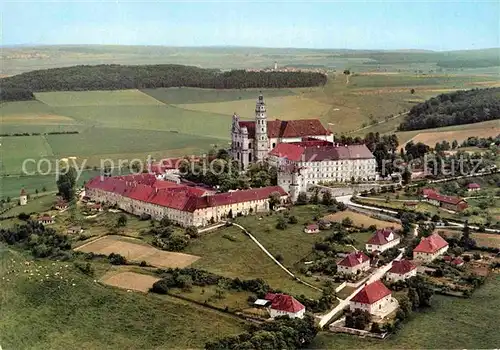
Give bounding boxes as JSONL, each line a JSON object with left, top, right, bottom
{"left": 254, "top": 94, "right": 269, "bottom": 162}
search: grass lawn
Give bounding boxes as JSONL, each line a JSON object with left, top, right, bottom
{"left": 0, "top": 247, "right": 246, "bottom": 349}
{"left": 311, "top": 273, "right": 500, "bottom": 349}
{"left": 0, "top": 135, "right": 54, "bottom": 174}
{"left": 54, "top": 104, "right": 232, "bottom": 139}
{"left": 140, "top": 87, "right": 296, "bottom": 104}
{"left": 184, "top": 224, "right": 321, "bottom": 298}
{"left": 46, "top": 127, "right": 224, "bottom": 159}
{"left": 324, "top": 210, "right": 401, "bottom": 230}
{"left": 35, "top": 90, "right": 164, "bottom": 107}
{"left": 0, "top": 193, "right": 57, "bottom": 218}
{"left": 176, "top": 95, "right": 332, "bottom": 121}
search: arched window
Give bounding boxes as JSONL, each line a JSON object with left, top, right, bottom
{"left": 272, "top": 143, "right": 276, "bottom": 148}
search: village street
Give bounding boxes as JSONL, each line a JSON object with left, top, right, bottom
{"left": 318, "top": 250, "right": 404, "bottom": 328}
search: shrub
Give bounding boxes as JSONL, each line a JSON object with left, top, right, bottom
{"left": 288, "top": 215, "right": 298, "bottom": 224}
{"left": 108, "top": 253, "right": 127, "bottom": 265}
{"left": 74, "top": 261, "right": 94, "bottom": 276}
{"left": 17, "top": 212, "right": 30, "bottom": 221}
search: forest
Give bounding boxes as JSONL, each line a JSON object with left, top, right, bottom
{"left": 0, "top": 64, "right": 327, "bottom": 101}
{"left": 398, "top": 88, "right": 500, "bottom": 131}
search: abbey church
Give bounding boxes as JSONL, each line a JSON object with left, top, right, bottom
{"left": 230, "top": 94, "right": 334, "bottom": 168}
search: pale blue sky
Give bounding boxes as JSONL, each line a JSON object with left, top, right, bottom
{"left": 2, "top": 1, "right": 499, "bottom": 50}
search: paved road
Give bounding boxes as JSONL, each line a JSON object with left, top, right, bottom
{"left": 318, "top": 251, "right": 403, "bottom": 328}
{"left": 336, "top": 195, "right": 398, "bottom": 215}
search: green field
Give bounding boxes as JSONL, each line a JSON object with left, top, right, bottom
{"left": 185, "top": 225, "right": 321, "bottom": 299}
{"left": 0, "top": 247, "right": 246, "bottom": 349}
{"left": 35, "top": 89, "right": 164, "bottom": 107}
{"left": 312, "top": 274, "right": 500, "bottom": 349}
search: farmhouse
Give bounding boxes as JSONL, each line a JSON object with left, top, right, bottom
{"left": 304, "top": 224, "right": 320, "bottom": 234}
{"left": 422, "top": 189, "right": 468, "bottom": 212}
{"left": 264, "top": 293, "right": 305, "bottom": 319}
{"left": 365, "top": 228, "right": 400, "bottom": 253}
{"left": 268, "top": 141, "right": 377, "bottom": 201}
{"left": 467, "top": 183, "right": 481, "bottom": 192}
{"left": 386, "top": 259, "right": 417, "bottom": 282}
{"left": 55, "top": 199, "right": 68, "bottom": 211}
{"left": 413, "top": 233, "right": 449, "bottom": 262}
{"left": 37, "top": 214, "right": 54, "bottom": 225}
{"left": 230, "top": 94, "right": 334, "bottom": 169}
{"left": 19, "top": 188, "right": 27, "bottom": 206}
{"left": 349, "top": 280, "right": 398, "bottom": 318}
{"left": 337, "top": 251, "right": 371, "bottom": 275}
{"left": 85, "top": 174, "right": 288, "bottom": 227}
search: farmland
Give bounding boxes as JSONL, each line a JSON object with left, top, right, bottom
{"left": 99, "top": 271, "right": 161, "bottom": 292}
{"left": 0, "top": 247, "right": 246, "bottom": 349}
{"left": 75, "top": 235, "right": 200, "bottom": 268}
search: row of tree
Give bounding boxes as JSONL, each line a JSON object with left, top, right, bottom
{"left": 398, "top": 88, "right": 500, "bottom": 131}
{"left": 1, "top": 64, "right": 327, "bottom": 101}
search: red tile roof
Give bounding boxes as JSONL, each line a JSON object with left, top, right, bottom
{"left": 413, "top": 233, "right": 449, "bottom": 254}
{"left": 351, "top": 280, "right": 392, "bottom": 305}
{"left": 239, "top": 119, "right": 331, "bottom": 139}
{"left": 269, "top": 143, "right": 374, "bottom": 163}
{"left": 264, "top": 293, "right": 305, "bottom": 313}
{"left": 467, "top": 183, "right": 480, "bottom": 189}
{"left": 388, "top": 259, "right": 416, "bottom": 275}
{"left": 306, "top": 224, "right": 319, "bottom": 230}
{"left": 85, "top": 175, "right": 286, "bottom": 213}
{"left": 20, "top": 188, "right": 27, "bottom": 196}
{"left": 338, "top": 251, "right": 370, "bottom": 267}
{"left": 426, "top": 191, "right": 465, "bottom": 205}
{"left": 421, "top": 188, "right": 437, "bottom": 197}
{"left": 367, "top": 228, "right": 398, "bottom": 245}
{"left": 452, "top": 257, "right": 464, "bottom": 266}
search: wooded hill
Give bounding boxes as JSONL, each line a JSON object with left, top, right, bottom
{"left": 398, "top": 88, "right": 500, "bottom": 131}
{"left": 0, "top": 64, "right": 327, "bottom": 101}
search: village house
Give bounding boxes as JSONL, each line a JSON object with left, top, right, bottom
{"left": 386, "top": 259, "right": 417, "bottom": 282}
{"left": 421, "top": 189, "right": 468, "bottom": 212}
{"left": 413, "top": 233, "right": 449, "bottom": 262}
{"left": 349, "top": 280, "right": 398, "bottom": 318}
{"left": 67, "top": 226, "right": 83, "bottom": 234}
{"left": 230, "top": 94, "right": 334, "bottom": 169}
{"left": 337, "top": 251, "right": 371, "bottom": 275}
{"left": 55, "top": 199, "right": 68, "bottom": 211}
{"left": 264, "top": 293, "right": 305, "bottom": 319}
{"left": 37, "top": 214, "right": 54, "bottom": 225}
{"left": 365, "top": 228, "right": 400, "bottom": 253}
{"left": 19, "top": 188, "right": 28, "bottom": 206}
{"left": 467, "top": 183, "right": 481, "bottom": 192}
{"left": 304, "top": 224, "right": 320, "bottom": 234}
{"left": 85, "top": 174, "right": 288, "bottom": 228}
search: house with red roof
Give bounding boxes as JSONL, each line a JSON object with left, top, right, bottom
{"left": 337, "top": 251, "right": 371, "bottom": 275}
{"left": 37, "top": 214, "right": 54, "bottom": 225}
{"left": 304, "top": 224, "right": 320, "bottom": 234}
{"left": 264, "top": 293, "right": 305, "bottom": 319}
{"left": 349, "top": 280, "right": 398, "bottom": 317}
{"left": 413, "top": 233, "right": 449, "bottom": 262}
{"left": 467, "top": 183, "right": 481, "bottom": 192}
{"left": 55, "top": 199, "right": 68, "bottom": 211}
{"left": 422, "top": 189, "right": 468, "bottom": 212}
{"left": 85, "top": 174, "right": 288, "bottom": 227}
{"left": 365, "top": 228, "right": 400, "bottom": 253}
{"left": 386, "top": 259, "right": 417, "bottom": 282}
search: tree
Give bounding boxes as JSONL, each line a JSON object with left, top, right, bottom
{"left": 108, "top": 253, "right": 127, "bottom": 265}
{"left": 56, "top": 167, "right": 77, "bottom": 201}
{"left": 42, "top": 186, "right": 47, "bottom": 192}
{"left": 322, "top": 191, "right": 334, "bottom": 206}
{"left": 276, "top": 216, "right": 288, "bottom": 230}
{"left": 117, "top": 214, "right": 127, "bottom": 227}
{"left": 341, "top": 217, "right": 353, "bottom": 227}
{"left": 343, "top": 69, "right": 351, "bottom": 84}
{"left": 297, "top": 191, "right": 308, "bottom": 205}
{"left": 268, "top": 192, "right": 281, "bottom": 210}
{"left": 185, "top": 226, "right": 199, "bottom": 238}
{"left": 160, "top": 216, "right": 172, "bottom": 227}
{"left": 410, "top": 88, "right": 415, "bottom": 94}
{"left": 402, "top": 167, "right": 412, "bottom": 185}
{"left": 288, "top": 215, "right": 298, "bottom": 224}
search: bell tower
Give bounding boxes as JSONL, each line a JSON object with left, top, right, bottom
{"left": 254, "top": 93, "right": 269, "bottom": 162}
